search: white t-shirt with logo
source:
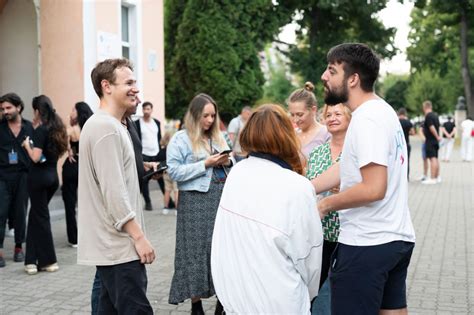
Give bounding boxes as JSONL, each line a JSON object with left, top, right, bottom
{"left": 338, "top": 99, "right": 416, "bottom": 246}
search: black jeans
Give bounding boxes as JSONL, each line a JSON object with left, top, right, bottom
{"left": 0, "top": 172, "right": 29, "bottom": 248}
{"left": 142, "top": 154, "right": 166, "bottom": 204}
{"left": 25, "top": 166, "right": 58, "bottom": 267}
{"left": 96, "top": 260, "right": 153, "bottom": 314}
{"left": 61, "top": 158, "right": 78, "bottom": 244}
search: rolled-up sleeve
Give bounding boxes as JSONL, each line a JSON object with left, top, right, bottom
{"left": 167, "top": 132, "right": 207, "bottom": 183}
{"left": 92, "top": 132, "right": 136, "bottom": 231}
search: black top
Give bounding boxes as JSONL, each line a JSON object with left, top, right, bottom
{"left": 127, "top": 118, "right": 145, "bottom": 193}
{"left": 0, "top": 119, "right": 34, "bottom": 179}
{"left": 423, "top": 112, "right": 440, "bottom": 143}
{"left": 442, "top": 121, "right": 455, "bottom": 137}
{"left": 70, "top": 140, "right": 79, "bottom": 156}
{"left": 399, "top": 118, "right": 413, "bottom": 146}
{"left": 32, "top": 125, "right": 58, "bottom": 168}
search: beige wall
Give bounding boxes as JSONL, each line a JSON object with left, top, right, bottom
{"left": 0, "top": 0, "right": 39, "bottom": 120}
{"left": 142, "top": 0, "right": 165, "bottom": 123}
{"left": 95, "top": 0, "right": 119, "bottom": 34}
{"left": 40, "top": 0, "right": 84, "bottom": 123}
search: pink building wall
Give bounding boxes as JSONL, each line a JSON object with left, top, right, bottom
{"left": 40, "top": 0, "right": 84, "bottom": 122}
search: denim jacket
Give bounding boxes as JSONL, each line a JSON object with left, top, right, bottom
{"left": 167, "top": 130, "right": 233, "bottom": 192}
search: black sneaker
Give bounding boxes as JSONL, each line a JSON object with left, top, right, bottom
{"left": 144, "top": 202, "right": 153, "bottom": 211}
{"left": 0, "top": 256, "right": 5, "bottom": 267}
{"left": 13, "top": 249, "right": 24, "bottom": 262}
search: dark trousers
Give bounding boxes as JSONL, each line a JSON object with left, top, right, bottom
{"left": 142, "top": 154, "right": 166, "bottom": 204}
{"left": 0, "top": 172, "right": 29, "bottom": 248}
{"left": 96, "top": 260, "right": 153, "bottom": 315}
{"left": 25, "top": 167, "right": 58, "bottom": 267}
{"left": 61, "top": 158, "right": 78, "bottom": 244}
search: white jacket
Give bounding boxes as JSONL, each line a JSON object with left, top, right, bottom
{"left": 211, "top": 156, "right": 323, "bottom": 314}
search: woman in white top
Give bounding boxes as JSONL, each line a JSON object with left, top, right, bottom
{"left": 288, "top": 82, "right": 331, "bottom": 160}
{"left": 211, "top": 104, "right": 323, "bottom": 314}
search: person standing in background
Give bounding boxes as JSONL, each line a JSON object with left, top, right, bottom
{"left": 398, "top": 108, "right": 415, "bottom": 179}
{"left": 287, "top": 82, "right": 331, "bottom": 162}
{"left": 461, "top": 117, "right": 473, "bottom": 162}
{"left": 22, "top": 95, "right": 68, "bottom": 275}
{"left": 0, "top": 93, "right": 34, "bottom": 268}
{"left": 61, "top": 102, "right": 93, "bottom": 248}
{"left": 228, "top": 106, "right": 252, "bottom": 162}
{"left": 440, "top": 116, "right": 456, "bottom": 162}
{"left": 135, "top": 101, "right": 163, "bottom": 211}
{"left": 421, "top": 101, "right": 441, "bottom": 184}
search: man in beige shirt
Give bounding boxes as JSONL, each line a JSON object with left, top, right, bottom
{"left": 78, "top": 58, "right": 155, "bottom": 314}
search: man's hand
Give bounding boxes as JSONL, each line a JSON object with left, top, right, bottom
{"left": 317, "top": 198, "right": 330, "bottom": 219}
{"left": 134, "top": 235, "right": 156, "bottom": 264}
{"left": 143, "top": 161, "right": 159, "bottom": 172}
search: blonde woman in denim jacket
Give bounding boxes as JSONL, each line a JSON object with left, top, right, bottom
{"left": 167, "top": 93, "right": 234, "bottom": 315}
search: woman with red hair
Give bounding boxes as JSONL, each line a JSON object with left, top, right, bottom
{"left": 211, "top": 104, "right": 323, "bottom": 314}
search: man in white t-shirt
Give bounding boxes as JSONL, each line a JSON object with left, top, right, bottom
{"left": 461, "top": 117, "right": 473, "bottom": 161}
{"left": 314, "top": 43, "right": 416, "bottom": 315}
{"left": 228, "top": 106, "right": 252, "bottom": 161}
{"left": 135, "top": 101, "right": 163, "bottom": 210}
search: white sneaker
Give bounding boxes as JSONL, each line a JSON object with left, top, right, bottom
{"left": 5, "top": 229, "right": 14, "bottom": 238}
{"left": 436, "top": 176, "right": 442, "bottom": 183}
{"left": 25, "top": 264, "right": 38, "bottom": 275}
{"left": 417, "top": 175, "right": 427, "bottom": 181}
{"left": 422, "top": 178, "right": 437, "bottom": 185}
{"left": 162, "top": 208, "right": 170, "bottom": 215}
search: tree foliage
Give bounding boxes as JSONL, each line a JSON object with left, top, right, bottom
{"left": 409, "top": 0, "right": 474, "bottom": 115}
{"left": 405, "top": 68, "right": 453, "bottom": 114}
{"left": 277, "top": 0, "right": 396, "bottom": 101}
{"left": 164, "top": 0, "right": 290, "bottom": 118}
{"left": 379, "top": 74, "right": 410, "bottom": 112}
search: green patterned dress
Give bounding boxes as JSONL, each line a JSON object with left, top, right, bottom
{"left": 306, "top": 142, "right": 340, "bottom": 242}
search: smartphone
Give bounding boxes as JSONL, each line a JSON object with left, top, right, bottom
{"left": 219, "top": 149, "right": 232, "bottom": 155}
{"left": 142, "top": 165, "right": 168, "bottom": 180}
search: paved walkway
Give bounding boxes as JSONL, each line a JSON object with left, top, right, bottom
{"left": 0, "top": 137, "right": 472, "bottom": 314}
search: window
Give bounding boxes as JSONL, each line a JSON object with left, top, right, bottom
{"left": 121, "top": 5, "right": 130, "bottom": 59}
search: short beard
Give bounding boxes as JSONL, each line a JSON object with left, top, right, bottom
{"left": 5, "top": 112, "right": 18, "bottom": 121}
{"left": 324, "top": 81, "right": 349, "bottom": 106}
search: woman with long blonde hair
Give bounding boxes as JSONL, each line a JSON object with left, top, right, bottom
{"left": 167, "top": 93, "right": 233, "bottom": 314}
{"left": 211, "top": 104, "right": 323, "bottom": 314}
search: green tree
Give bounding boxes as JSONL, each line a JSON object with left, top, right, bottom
{"left": 277, "top": 0, "right": 396, "bottom": 100}
{"left": 262, "top": 47, "right": 297, "bottom": 105}
{"left": 164, "top": 0, "right": 188, "bottom": 119}
{"left": 166, "top": 0, "right": 290, "bottom": 117}
{"left": 405, "top": 68, "right": 450, "bottom": 114}
{"left": 410, "top": 0, "right": 474, "bottom": 115}
{"left": 380, "top": 75, "right": 409, "bottom": 110}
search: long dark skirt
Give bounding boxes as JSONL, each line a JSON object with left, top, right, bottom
{"left": 168, "top": 180, "right": 225, "bottom": 305}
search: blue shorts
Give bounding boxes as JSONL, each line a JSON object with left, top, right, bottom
{"left": 330, "top": 241, "right": 415, "bottom": 315}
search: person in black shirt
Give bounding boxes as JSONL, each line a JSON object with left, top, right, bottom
{"left": 440, "top": 116, "right": 456, "bottom": 162}
{"left": 0, "top": 93, "right": 34, "bottom": 268}
{"left": 61, "top": 102, "right": 93, "bottom": 248}
{"left": 398, "top": 108, "right": 415, "bottom": 180}
{"left": 421, "top": 101, "right": 441, "bottom": 184}
{"left": 22, "top": 95, "right": 68, "bottom": 275}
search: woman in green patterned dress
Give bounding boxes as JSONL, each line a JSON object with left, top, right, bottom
{"left": 306, "top": 103, "right": 351, "bottom": 314}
